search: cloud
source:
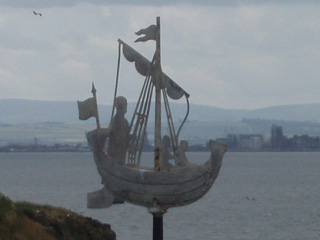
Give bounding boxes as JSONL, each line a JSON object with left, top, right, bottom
{"left": 0, "top": 67, "right": 14, "bottom": 79}
{"left": 87, "top": 35, "right": 115, "bottom": 52}
{"left": 1, "top": 2, "right": 320, "bottom": 109}
{"left": 1, "top": 0, "right": 320, "bottom": 9}
{"left": 60, "top": 59, "right": 90, "bottom": 77}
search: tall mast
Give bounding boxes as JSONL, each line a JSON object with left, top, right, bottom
{"left": 154, "top": 16, "right": 161, "bottom": 171}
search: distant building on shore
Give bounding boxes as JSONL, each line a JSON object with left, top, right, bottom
{"left": 1, "top": 124, "right": 320, "bottom": 152}
{"left": 216, "top": 124, "right": 320, "bottom": 152}
{"left": 271, "top": 125, "right": 284, "bottom": 150}
{"left": 216, "top": 134, "right": 265, "bottom": 151}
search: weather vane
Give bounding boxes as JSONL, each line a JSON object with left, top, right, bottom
{"left": 77, "top": 16, "right": 226, "bottom": 240}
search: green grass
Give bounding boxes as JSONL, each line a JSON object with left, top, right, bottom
{"left": 0, "top": 193, "right": 115, "bottom": 240}
{"left": 0, "top": 193, "right": 56, "bottom": 240}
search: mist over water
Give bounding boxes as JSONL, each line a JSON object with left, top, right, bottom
{"left": 0, "top": 152, "right": 319, "bottom": 240}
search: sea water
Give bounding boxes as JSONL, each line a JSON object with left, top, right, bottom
{"left": 0, "top": 152, "right": 319, "bottom": 240}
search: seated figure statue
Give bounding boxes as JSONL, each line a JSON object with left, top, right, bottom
{"left": 160, "top": 137, "right": 191, "bottom": 169}
{"left": 160, "top": 135, "right": 174, "bottom": 169}
{"left": 174, "top": 140, "right": 191, "bottom": 167}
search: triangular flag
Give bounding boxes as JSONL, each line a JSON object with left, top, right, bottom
{"left": 135, "top": 24, "right": 158, "bottom": 42}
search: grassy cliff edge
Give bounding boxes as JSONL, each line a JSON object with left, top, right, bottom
{"left": 0, "top": 193, "right": 116, "bottom": 240}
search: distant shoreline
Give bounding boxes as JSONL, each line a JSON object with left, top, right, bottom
{"left": 1, "top": 144, "right": 319, "bottom": 153}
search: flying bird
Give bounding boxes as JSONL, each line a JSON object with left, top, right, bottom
{"left": 32, "top": 11, "right": 42, "bottom": 17}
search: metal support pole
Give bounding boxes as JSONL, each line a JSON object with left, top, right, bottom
{"left": 153, "top": 214, "right": 163, "bottom": 240}
{"left": 154, "top": 16, "right": 162, "bottom": 171}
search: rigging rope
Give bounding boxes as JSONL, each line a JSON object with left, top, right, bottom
{"left": 128, "top": 54, "right": 156, "bottom": 165}
{"left": 136, "top": 78, "right": 153, "bottom": 165}
{"left": 128, "top": 76, "right": 153, "bottom": 165}
{"left": 163, "top": 89, "right": 178, "bottom": 152}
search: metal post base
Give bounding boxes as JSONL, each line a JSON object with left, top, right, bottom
{"left": 153, "top": 214, "right": 163, "bottom": 240}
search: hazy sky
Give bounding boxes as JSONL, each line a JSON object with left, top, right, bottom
{"left": 1, "top": 1, "right": 320, "bottom": 109}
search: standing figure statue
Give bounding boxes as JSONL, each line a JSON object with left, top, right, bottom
{"left": 107, "top": 96, "right": 130, "bottom": 164}
{"left": 92, "top": 96, "right": 130, "bottom": 164}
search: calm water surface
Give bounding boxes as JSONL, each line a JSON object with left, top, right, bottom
{"left": 0, "top": 152, "right": 319, "bottom": 240}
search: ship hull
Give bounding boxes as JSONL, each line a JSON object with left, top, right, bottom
{"left": 89, "top": 130, "right": 226, "bottom": 211}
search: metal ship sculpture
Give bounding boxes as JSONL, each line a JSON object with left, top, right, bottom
{"left": 78, "top": 17, "right": 226, "bottom": 214}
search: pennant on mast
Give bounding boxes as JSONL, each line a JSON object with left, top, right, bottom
{"left": 135, "top": 24, "right": 158, "bottom": 42}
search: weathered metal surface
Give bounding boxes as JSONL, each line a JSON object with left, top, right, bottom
{"left": 79, "top": 17, "right": 227, "bottom": 215}
{"left": 87, "top": 187, "right": 114, "bottom": 208}
{"left": 88, "top": 129, "right": 226, "bottom": 211}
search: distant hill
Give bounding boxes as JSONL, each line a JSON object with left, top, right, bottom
{"left": 2, "top": 99, "right": 320, "bottom": 145}
{"left": 243, "top": 103, "right": 320, "bottom": 122}
{"left": 1, "top": 99, "right": 320, "bottom": 124}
